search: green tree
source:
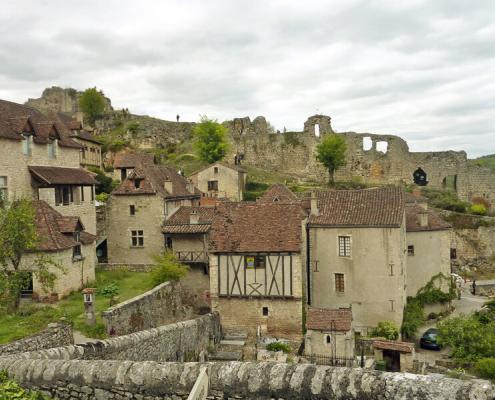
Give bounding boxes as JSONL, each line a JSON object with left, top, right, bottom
{"left": 193, "top": 116, "right": 229, "bottom": 163}
{"left": 370, "top": 320, "right": 400, "bottom": 340}
{"left": 315, "top": 134, "right": 347, "bottom": 183}
{"left": 79, "top": 88, "right": 106, "bottom": 124}
{"left": 0, "top": 200, "right": 64, "bottom": 312}
{"left": 150, "top": 251, "right": 189, "bottom": 287}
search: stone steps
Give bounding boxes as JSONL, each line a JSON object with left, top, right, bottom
{"left": 219, "top": 339, "right": 245, "bottom": 346}
{"left": 223, "top": 332, "right": 248, "bottom": 341}
{"left": 208, "top": 351, "right": 243, "bottom": 361}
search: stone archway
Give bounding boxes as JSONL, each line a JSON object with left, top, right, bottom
{"left": 413, "top": 168, "right": 428, "bottom": 186}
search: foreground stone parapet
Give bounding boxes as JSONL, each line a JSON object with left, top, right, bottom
{"left": 0, "top": 359, "right": 493, "bottom": 399}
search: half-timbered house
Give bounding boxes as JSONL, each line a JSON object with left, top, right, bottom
{"left": 209, "top": 201, "right": 306, "bottom": 338}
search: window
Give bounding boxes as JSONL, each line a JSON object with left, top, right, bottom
{"left": 389, "top": 264, "right": 394, "bottom": 276}
{"left": 129, "top": 205, "right": 136, "bottom": 215}
{"left": 48, "top": 140, "right": 56, "bottom": 159}
{"left": 121, "top": 169, "right": 127, "bottom": 181}
{"left": 262, "top": 307, "right": 269, "bottom": 316}
{"left": 55, "top": 186, "right": 72, "bottom": 205}
{"left": 326, "top": 334, "right": 331, "bottom": 344}
{"left": 81, "top": 186, "right": 85, "bottom": 202}
{"left": 134, "top": 179, "right": 141, "bottom": 189}
{"left": 334, "top": 273, "right": 345, "bottom": 293}
{"left": 338, "top": 236, "right": 351, "bottom": 257}
{"left": 389, "top": 300, "right": 395, "bottom": 312}
{"left": 450, "top": 248, "right": 457, "bottom": 260}
{"left": 407, "top": 245, "right": 415, "bottom": 256}
{"left": 22, "top": 135, "right": 31, "bottom": 156}
{"left": 131, "top": 230, "right": 144, "bottom": 247}
{"left": 208, "top": 180, "right": 218, "bottom": 191}
{"left": 72, "top": 232, "right": 82, "bottom": 260}
{"left": 214, "top": 166, "right": 219, "bottom": 174}
{"left": 0, "top": 176, "right": 7, "bottom": 203}
{"left": 165, "top": 237, "right": 173, "bottom": 249}
{"left": 245, "top": 255, "right": 266, "bottom": 269}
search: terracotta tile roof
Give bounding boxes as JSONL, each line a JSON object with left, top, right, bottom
{"left": 70, "top": 130, "right": 102, "bottom": 144}
{"left": 163, "top": 206, "right": 215, "bottom": 234}
{"left": 257, "top": 184, "right": 299, "bottom": 204}
{"left": 308, "top": 187, "right": 404, "bottom": 227}
{"left": 29, "top": 166, "right": 97, "bottom": 185}
{"left": 0, "top": 99, "right": 82, "bottom": 148}
{"left": 34, "top": 201, "right": 95, "bottom": 251}
{"left": 113, "top": 165, "right": 201, "bottom": 199}
{"left": 306, "top": 308, "right": 352, "bottom": 332}
{"left": 373, "top": 340, "right": 414, "bottom": 353}
{"left": 209, "top": 202, "right": 304, "bottom": 253}
{"left": 56, "top": 216, "right": 83, "bottom": 233}
{"left": 189, "top": 161, "right": 246, "bottom": 176}
{"left": 113, "top": 152, "right": 155, "bottom": 169}
{"left": 406, "top": 205, "right": 451, "bottom": 232}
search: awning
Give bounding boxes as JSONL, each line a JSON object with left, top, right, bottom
{"left": 29, "top": 166, "right": 97, "bottom": 185}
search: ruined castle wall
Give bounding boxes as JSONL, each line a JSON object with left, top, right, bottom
{"left": 0, "top": 359, "right": 493, "bottom": 399}
{"left": 0, "top": 322, "right": 73, "bottom": 356}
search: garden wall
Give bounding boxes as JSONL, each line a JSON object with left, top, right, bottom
{"left": 0, "top": 359, "right": 493, "bottom": 400}
{"left": 0, "top": 321, "right": 73, "bottom": 356}
{"left": 101, "top": 280, "right": 193, "bottom": 335}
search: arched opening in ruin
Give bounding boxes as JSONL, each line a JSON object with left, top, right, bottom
{"left": 363, "top": 137, "right": 372, "bottom": 151}
{"left": 442, "top": 175, "right": 457, "bottom": 191}
{"left": 413, "top": 168, "right": 428, "bottom": 186}
{"left": 376, "top": 141, "right": 388, "bottom": 154}
{"left": 314, "top": 123, "right": 320, "bottom": 137}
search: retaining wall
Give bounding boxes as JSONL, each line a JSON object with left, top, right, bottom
{"left": 0, "top": 322, "right": 73, "bottom": 356}
{"left": 0, "top": 359, "right": 493, "bottom": 400}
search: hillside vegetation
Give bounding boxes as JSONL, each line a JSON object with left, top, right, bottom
{"left": 471, "top": 154, "right": 495, "bottom": 172}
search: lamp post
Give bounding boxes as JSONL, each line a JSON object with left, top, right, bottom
{"left": 82, "top": 288, "right": 96, "bottom": 326}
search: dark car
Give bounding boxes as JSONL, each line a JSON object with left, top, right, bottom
{"left": 420, "top": 328, "right": 442, "bottom": 350}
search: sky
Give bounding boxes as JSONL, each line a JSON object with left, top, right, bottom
{"left": 0, "top": 0, "right": 494, "bottom": 157}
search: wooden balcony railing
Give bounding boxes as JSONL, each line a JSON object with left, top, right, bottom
{"left": 176, "top": 251, "right": 208, "bottom": 263}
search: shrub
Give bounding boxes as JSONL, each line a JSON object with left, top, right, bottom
{"left": 0, "top": 370, "right": 51, "bottom": 399}
{"left": 375, "top": 360, "right": 387, "bottom": 371}
{"left": 95, "top": 193, "right": 109, "bottom": 203}
{"left": 475, "top": 358, "right": 495, "bottom": 380}
{"left": 81, "top": 323, "right": 107, "bottom": 339}
{"left": 97, "top": 282, "right": 120, "bottom": 299}
{"left": 370, "top": 320, "right": 399, "bottom": 340}
{"left": 401, "top": 298, "right": 425, "bottom": 338}
{"left": 87, "top": 167, "right": 119, "bottom": 194}
{"left": 470, "top": 204, "right": 487, "bottom": 216}
{"left": 423, "top": 188, "right": 470, "bottom": 213}
{"left": 266, "top": 341, "right": 291, "bottom": 353}
{"left": 150, "top": 251, "right": 189, "bottom": 286}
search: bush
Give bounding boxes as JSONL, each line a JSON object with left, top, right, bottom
{"left": 370, "top": 320, "right": 399, "bottom": 340}
{"left": 470, "top": 204, "right": 487, "bottom": 216}
{"left": 423, "top": 188, "right": 470, "bottom": 213}
{"left": 95, "top": 193, "right": 109, "bottom": 203}
{"left": 375, "top": 360, "right": 387, "bottom": 371}
{"left": 150, "top": 251, "right": 189, "bottom": 286}
{"left": 402, "top": 298, "right": 425, "bottom": 338}
{"left": 475, "top": 358, "right": 495, "bottom": 380}
{"left": 80, "top": 323, "right": 107, "bottom": 339}
{"left": 87, "top": 167, "right": 119, "bottom": 194}
{"left": 97, "top": 282, "right": 120, "bottom": 299}
{"left": 0, "top": 370, "right": 51, "bottom": 399}
{"left": 266, "top": 341, "right": 291, "bottom": 353}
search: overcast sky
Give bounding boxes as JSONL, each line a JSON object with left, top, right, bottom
{"left": 1, "top": 1, "right": 494, "bottom": 157}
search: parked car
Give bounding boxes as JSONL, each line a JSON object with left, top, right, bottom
{"left": 419, "top": 328, "right": 442, "bottom": 350}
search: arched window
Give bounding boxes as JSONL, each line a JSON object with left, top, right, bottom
{"left": 413, "top": 168, "right": 428, "bottom": 186}
{"left": 326, "top": 334, "right": 331, "bottom": 344}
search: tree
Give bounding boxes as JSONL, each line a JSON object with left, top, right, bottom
{"left": 79, "top": 88, "right": 106, "bottom": 124}
{"left": 193, "top": 116, "right": 229, "bottom": 163}
{"left": 315, "top": 134, "right": 347, "bottom": 184}
{"left": 150, "top": 251, "right": 189, "bottom": 287}
{"left": 370, "top": 320, "right": 400, "bottom": 340}
{"left": 0, "top": 200, "right": 64, "bottom": 312}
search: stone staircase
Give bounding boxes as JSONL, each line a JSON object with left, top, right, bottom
{"left": 208, "top": 332, "right": 247, "bottom": 361}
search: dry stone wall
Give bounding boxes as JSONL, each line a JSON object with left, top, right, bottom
{"left": 0, "top": 322, "right": 73, "bottom": 356}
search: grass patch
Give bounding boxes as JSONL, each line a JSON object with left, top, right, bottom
{"left": 0, "top": 269, "right": 154, "bottom": 344}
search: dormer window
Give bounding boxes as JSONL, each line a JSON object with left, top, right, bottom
{"left": 22, "top": 134, "right": 32, "bottom": 156}
{"left": 48, "top": 140, "right": 57, "bottom": 159}
{"left": 72, "top": 231, "right": 82, "bottom": 260}
{"left": 134, "top": 179, "right": 141, "bottom": 189}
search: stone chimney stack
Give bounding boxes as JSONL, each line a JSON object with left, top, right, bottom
{"left": 310, "top": 192, "right": 319, "bottom": 216}
{"left": 164, "top": 177, "right": 173, "bottom": 194}
{"left": 190, "top": 210, "right": 199, "bottom": 224}
{"left": 418, "top": 211, "right": 428, "bottom": 227}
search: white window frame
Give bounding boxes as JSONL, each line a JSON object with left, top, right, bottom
{"left": 22, "top": 134, "right": 32, "bottom": 156}
{"left": 130, "top": 230, "right": 144, "bottom": 247}
{"left": 338, "top": 235, "right": 351, "bottom": 257}
{"left": 48, "top": 139, "right": 57, "bottom": 159}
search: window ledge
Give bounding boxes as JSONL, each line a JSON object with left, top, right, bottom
{"left": 72, "top": 256, "right": 85, "bottom": 262}
{"left": 130, "top": 246, "right": 145, "bottom": 249}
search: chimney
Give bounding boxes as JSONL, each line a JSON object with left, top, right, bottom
{"left": 164, "top": 177, "right": 173, "bottom": 193}
{"left": 75, "top": 112, "right": 84, "bottom": 128}
{"left": 418, "top": 211, "right": 428, "bottom": 227}
{"left": 310, "top": 192, "right": 319, "bottom": 216}
{"left": 190, "top": 210, "right": 199, "bottom": 224}
{"left": 186, "top": 180, "right": 195, "bottom": 194}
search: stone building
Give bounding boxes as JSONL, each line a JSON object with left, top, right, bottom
{"left": 0, "top": 99, "right": 98, "bottom": 235}
{"left": 22, "top": 201, "right": 96, "bottom": 299}
{"left": 305, "top": 307, "right": 355, "bottom": 358}
{"left": 307, "top": 187, "right": 407, "bottom": 334}
{"left": 107, "top": 165, "right": 201, "bottom": 265}
{"left": 405, "top": 194, "right": 452, "bottom": 297}
{"left": 189, "top": 162, "right": 246, "bottom": 202}
{"left": 112, "top": 152, "right": 155, "bottom": 182}
{"left": 209, "top": 201, "right": 306, "bottom": 339}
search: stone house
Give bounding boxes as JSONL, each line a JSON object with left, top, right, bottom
{"left": 405, "top": 195, "right": 452, "bottom": 297}
{"left": 162, "top": 206, "right": 215, "bottom": 309}
{"left": 373, "top": 339, "right": 415, "bottom": 372}
{"left": 107, "top": 165, "right": 201, "bottom": 265}
{"left": 209, "top": 201, "right": 306, "bottom": 339}
{"left": 22, "top": 201, "right": 96, "bottom": 299}
{"left": 307, "top": 187, "right": 407, "bottom": 335}
{"left": 305, "top": 307, "right": 354, "bottom": 358}
{"left": 112, "top": 152, "right": 155, "bottom": 182}
{"left": 189, "top": 162, "right": 246, "bottom": 202}
{"left": 0, "top": 99, "right": 98, "bottom": 235}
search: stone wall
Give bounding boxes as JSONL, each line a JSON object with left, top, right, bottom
{"left": 0, "top": 322, "right": 73, "bottom": 356}
{"left": 101, "top": 281, "right": 192, "bottom": 335}
{"left": 0, "top": 359, "right": 493, "bottom": 399}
